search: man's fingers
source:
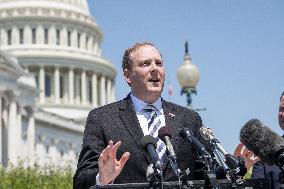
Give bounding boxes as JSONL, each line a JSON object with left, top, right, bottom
{"left": 112, "top": 141, "right": 122, "bottom": 157}
{"left": 99, "top": 140, "right": 124, "bottom": 166}
{"left": 119, "top": 152, "right": 130, "bottom": 168}
{"left": 99, "top": 143, "right": 112, "bottom": 162}
{"left": 109, "top": 140, "right": 114, "bottom": 148}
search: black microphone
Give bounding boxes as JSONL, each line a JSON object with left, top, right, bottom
{"left": 158, "top": 126, "right": 176, "bottom": 161}
{"left": 180, "top": 128, "right": 209, "bottom": 155}
{"left": 240, "top": 118, "right": 284, "bottom": 167}
{"left": 158, "top": 126, "right": 180, "bottom": 176}
{"left": 140, "top": 135, "right": 162, "bottom": 171}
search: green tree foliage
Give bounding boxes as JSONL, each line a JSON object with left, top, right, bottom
{"left": 0, "top": 165, "right": 73, "bottom": 189}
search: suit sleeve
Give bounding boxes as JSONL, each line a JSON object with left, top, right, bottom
{"left": 73, "top": 110, "right": 107, "bottom": 189}
{"left": 251, "top": 161, "right": 265, "bottom": 179}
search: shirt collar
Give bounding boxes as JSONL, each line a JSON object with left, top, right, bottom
{"left": 130, "top": 93, "right": 162, "bottom": 113}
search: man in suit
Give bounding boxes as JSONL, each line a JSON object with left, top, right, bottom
{"left": 73, "top": 42, "right": 207, "bottom": 188}
{"left": 251, "top": 91, "right": 284, "bottom": 189}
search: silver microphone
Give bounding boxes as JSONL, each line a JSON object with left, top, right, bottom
{"left": 200, "top": 126, "right": 228, "bottom": 155}
{"left": 200, "top": 125, "right": 240, "bottom": 171}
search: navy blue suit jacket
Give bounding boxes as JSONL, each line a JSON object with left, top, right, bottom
{"left": 252, "top": 159, "right": 282, "bottom": 189}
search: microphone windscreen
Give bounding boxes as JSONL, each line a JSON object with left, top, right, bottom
{"left": 158, "top": 126, "right": 173, "bottom": 139}
{"left": 240, "top": 119, "right": 284, "bottom": 165}
{"left": 140, "top": 135, "right": 157, "bottom": 149}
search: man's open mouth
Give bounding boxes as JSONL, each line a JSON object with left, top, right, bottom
{"left": 149, "top": 78, "right": 159, "bottom": 82}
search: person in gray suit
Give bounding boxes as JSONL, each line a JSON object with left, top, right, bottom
{"left": 73, "top": 42, "right": 208, "bottom": 188}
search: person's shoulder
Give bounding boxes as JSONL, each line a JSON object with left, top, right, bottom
{"left": 163, "top": 99, "right": 198, "bottom": 115}
{"left": 88, "top": 98, "right": 127, "bottom": 117}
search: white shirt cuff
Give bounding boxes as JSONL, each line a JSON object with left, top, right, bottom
{"left": 96, "top": 173, "right": 114, "bottom": 186}
{"left": 96, "top": 173, "right": 102, "bottom": 186}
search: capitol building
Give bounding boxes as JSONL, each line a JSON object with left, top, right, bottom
{"left": 0, "top": 0, "right": 116, "bottom": 168}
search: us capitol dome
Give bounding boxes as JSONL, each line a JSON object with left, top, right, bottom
{"left": 0, "top": 0, "right": 116, "bottom": 168}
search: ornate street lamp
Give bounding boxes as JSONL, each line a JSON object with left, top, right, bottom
{"left": 176, "top": 41, "right": 200, "bottom": 109}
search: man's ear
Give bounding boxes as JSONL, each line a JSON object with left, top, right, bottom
{"left": 123, "top": 69, "right": 131, "bottom": 84}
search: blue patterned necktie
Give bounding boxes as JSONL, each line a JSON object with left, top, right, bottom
{"left": 144, "top": 104, "right": 166, "bottom": 160}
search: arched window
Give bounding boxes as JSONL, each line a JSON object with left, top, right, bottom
{"left": 77, "top": 33, "right": 81, "bottom": 48}
{"left": 7, "top": 29, "right": 11, "bottom": 45}
{"left": 44, "top": 28, "right": 48, "bottom": 44}
{"left": 32, "top": 28, "right": 36, "bottom": 44}
{"left": 85, "top": 35, "right": 89, "bottom": 50}
{"left": 67, "top": 30, "right": 71, "bottom": 46}
{"left": 56, "top": 29, "right": 60, "bottom": 45}
{"left": 19, "top": 28, "right": 24, "bottom": 44}
{"left": 45, "top": 74, "right": 51, "bottom": 97}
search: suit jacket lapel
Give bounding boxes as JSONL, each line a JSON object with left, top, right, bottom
{"left": 119, "top": 95, "right": 152, "bottom": 164}
{"left": 162, "top": 99, "right": 179, "bottom": 171}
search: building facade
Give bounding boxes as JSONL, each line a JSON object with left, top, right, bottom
{"left": 0, "top": 0, "right": 116, "bottom": 168}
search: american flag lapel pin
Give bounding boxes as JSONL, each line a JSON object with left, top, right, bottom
{"left": 169, "top": 113, "right": 175, "bottom": 118}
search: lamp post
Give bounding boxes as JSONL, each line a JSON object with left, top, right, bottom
{"left": 176, "top": 41, "right": 200, "bottom": 109}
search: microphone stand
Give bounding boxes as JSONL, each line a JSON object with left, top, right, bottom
{"left": 146, "top": 162, "right": 164, "bottom": 189}
{"left": 179, "top": 154, "right": 219, "bottom": 189}
{"left": 210, "top": 140, "right": 243, "bottom": 188}
{"left": 203, "top": 153, "right": 220, "bottom": 189}
{"left": 213, "top": 147, "right": 230, "bottom": 173}
{"left": 180, "top": 128, "right": 219, "bottom": 188}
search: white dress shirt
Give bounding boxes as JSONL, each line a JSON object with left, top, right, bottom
{"left": 130, "top": 93, "right": 166, "bottom": 135}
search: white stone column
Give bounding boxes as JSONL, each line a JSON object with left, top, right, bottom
{"left": 68, "top": 68, "right": 74, "bottom": 104}
{"left": 24, "top": 25, "right": 31, "bottom": 44}
{"left": 86, "top": 33, "right": 93, "bottom": 52}
{"left": 97, "top": 40, "right": 102, "bottom": 56}
{"left": 74, "top": 73, "right": 80, "bottom": 104}
{"left": 49, "top": 25, "right": 56, "bottom": 45}
{"left": 7, "top": 101, "right": 17, "bottom": 164}
{"left": 94, "top": 40, "right": 98, "bottom": 55}
{"left": 27, "top": 113, "right": 35, "bottom": 166}
{"left": 71, "top": 29, "right": 78, "bottom": 48}
{"left": 63, "top": 73, "right": 68, "bottom": 103}
{"left": 61, "top": 27, "right": 67, "bottom": 46}
{"left": 106, "top": 78, "right": 111, "bottom": 104}
{"left": 81, "top": 32, "right": 86, "bottom": 50}
{"left": 12, "top": 26, "right": 18, "bottom": 45}
{"left": 54, "top": 67, "right": 60, "bottom": 104}
{"left": 100, "top": 75, "right": 106, "bottom": 106}
{"left": 1, "top": 101, "right": 8, "bottom": 167}
{"left": 81, "top": 70, "right": 87, "bottom": 105}
{"left": 39, "top": 66, "right": 45, "bottom": 103}
{"left": 17, "top": 108, "right": 22, "bottom": 155}
{"left": 91, "top": 73, "right": 97, "bottom": 107}
{"left": 111, "top": 80, "right": 116, "bottom": 102}
{"left": 0, "top": 29, "right": 7, "bottom": 46}
{"left": 37, "top": 24, "right": 44, "bottom": 44}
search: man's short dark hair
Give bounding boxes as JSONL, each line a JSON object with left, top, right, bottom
{"left": 281, "top": 91, "right": 284, "bottom": 100}
{"left": 122, "top": 42, "right": 159, "bottom": 71}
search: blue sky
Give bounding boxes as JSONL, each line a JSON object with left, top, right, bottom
{"left": 88, "top": 0, "right": 284, "bottom": 153}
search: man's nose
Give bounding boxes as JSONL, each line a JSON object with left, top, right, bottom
{"left": 149, "top": 62, "right": 158, "bottom": 71}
